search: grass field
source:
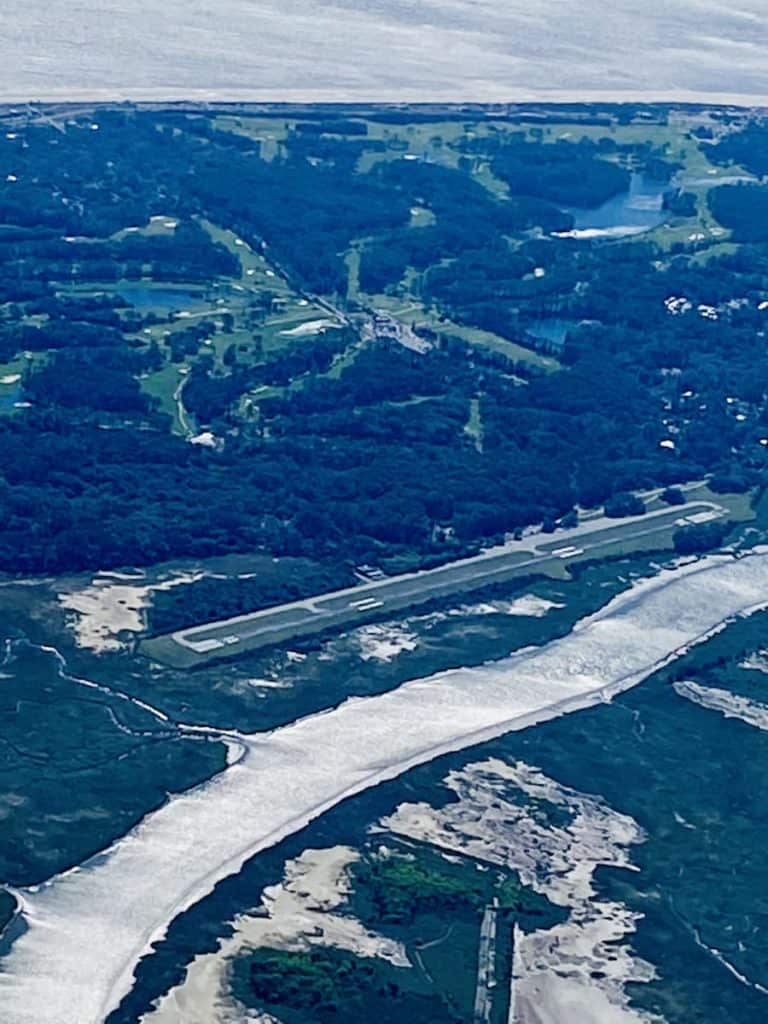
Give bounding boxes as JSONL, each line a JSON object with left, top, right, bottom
{"left": 140, "top": 363, "right": 188, "bottom": 431}
{"left": 213, "top": 116, "right": 289, "bottom": 159}
{"left": 200, "top": 218, "right": 339, "bottom": 356}
{"left": 464, "top": 395, "right": 483, "bottom": 452}
{"left": 363, "top": 290, "right": 558, "bottom": 372}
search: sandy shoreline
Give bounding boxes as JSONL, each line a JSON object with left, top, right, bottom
{"left": 0, "top": 88, "right": 765, "bottom": 109}
{"left": 2, "top": 552, "right": 768, "bottom": 1022}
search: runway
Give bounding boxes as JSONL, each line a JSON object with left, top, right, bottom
{"left": 143, "top": 500, "right": 724, "bottom": 667}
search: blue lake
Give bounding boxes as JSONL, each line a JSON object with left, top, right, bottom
{"left": 562, "top": 173, "right": 669, "bottom": 238}
{"left": 115, "top": 285, "right": 209, "bottom": 312}
{"left": 0, "top": 384, "right": 22, "bottom": 412}
{"left": 526, "top": 318, "right": 581, "bottom": 349}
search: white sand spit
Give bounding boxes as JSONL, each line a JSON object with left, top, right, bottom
{"left": 58, "top": 570, "right": 205, "bottom": 652}
{"left": 455, "top": 594, "right": 565, "bottom": 618}
{"left": 740, "top": 650, "right": 768, "bottom": 674}
{"left": 356, "top": 623, "right": 419, "bottom": 661}
{"left": 674, "top": 681, "right": 768, "bottom": 731}
{"left": 142, "top": 846, "right": 405, "bottom": 1023}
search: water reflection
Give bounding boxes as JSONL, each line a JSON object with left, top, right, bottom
{"left": 556, "top": 173, "right": 669, "bottom": 239}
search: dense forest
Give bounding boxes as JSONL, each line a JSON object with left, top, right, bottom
{"left": 0, "top": 106, "right": 763, "bottom": 576}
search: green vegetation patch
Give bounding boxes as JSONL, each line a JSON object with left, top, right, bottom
{"left": 146, "top": 557, "right": 354, "bottom": 636}
{"left": 353, "top": 851, "right": 487, "bottom": 924}
{"left": 231, "top": 944, "right": 462, "bottom": 1024}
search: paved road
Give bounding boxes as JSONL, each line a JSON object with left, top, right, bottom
{"left": 142, "top": 500, "right": 723, "bottom": 667}
{"left": 473, "top": 902, "right": 499, "bottom": 1024}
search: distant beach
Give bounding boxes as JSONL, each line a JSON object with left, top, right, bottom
{"left": 0, "top": 88, "right": 765, "bottom": 109}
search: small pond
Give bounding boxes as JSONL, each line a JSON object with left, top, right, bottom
{"left": 558, "top": 173, "right": 669, "bottom": 239}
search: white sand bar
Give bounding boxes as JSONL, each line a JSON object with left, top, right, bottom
{"left": 3, "top": 552, "right": 768, "bottom": 1023}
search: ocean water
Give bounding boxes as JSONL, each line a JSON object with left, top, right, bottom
{"left": 1, "top": 1, "right": 767, "bottom": 103}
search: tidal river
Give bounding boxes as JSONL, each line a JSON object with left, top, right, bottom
{"left": 3, "top": 551, "right": 768, "bottom": 1023}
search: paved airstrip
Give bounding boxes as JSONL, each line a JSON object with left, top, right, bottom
{"left": 142, "top": 500, "right": 726, "bottom": 667}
